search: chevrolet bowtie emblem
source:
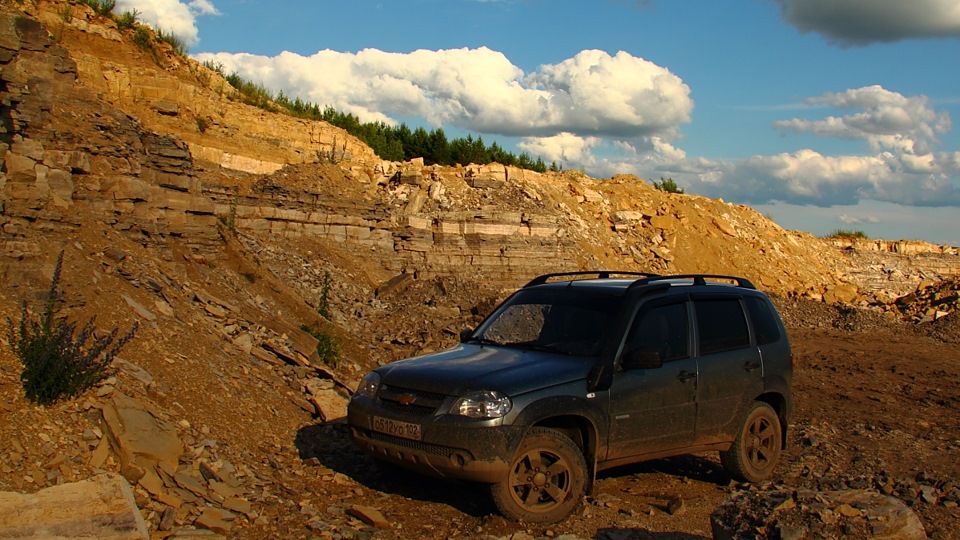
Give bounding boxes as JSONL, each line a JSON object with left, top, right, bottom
{"left": 397, "top": 394, "right": 416, "bottom": 406}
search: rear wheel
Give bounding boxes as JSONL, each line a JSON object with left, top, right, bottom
{"left": 490, "top": 427, "right": 587, "bottom": 524}
{"left": 720, "top": 401, "right": 782, "bottom": 482}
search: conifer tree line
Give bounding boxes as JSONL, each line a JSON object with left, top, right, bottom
{"left": 276, "top": 95, "right": 556, "bottom": 172}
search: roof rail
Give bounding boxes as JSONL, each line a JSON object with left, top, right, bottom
{"left": 627, "top": 274, "right": 756, "bottom": 290}
{"left": 524, "top": 271, "right": 661, "bottom": 288}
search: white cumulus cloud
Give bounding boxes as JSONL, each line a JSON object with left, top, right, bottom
{"left": 523, "top": 50, "right": 693, "bottom": 138}
{"left": 774, "top": 0, "right": 960, "bottom": 46}
{"left": 517, "top": 133, "right": 602, "bottom": 164}
{"left": 838, "top": 214, "right": 880, "bottom": 225}
{"left": 681, "top": 147, "right": 959, "bottom": 208}
{"left": 115, "top": 0, "right": 220, "bottom": 47}
{"left": 636, "top": 86, "right": 959, "bottom": 208}
{"left": 192, "top": 48, "right": 693, "bottom": 140}
{"left": 774, "top": 85, "right": 951, "bottom": 155}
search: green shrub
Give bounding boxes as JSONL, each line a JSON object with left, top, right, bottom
{"left": 80, "top": 0, "right": 116, "bottom": 16}
{"left": 54, "top": 6, "right": 73, "bottom": 42}
{"left": 828, "top": 229, "right": 869, "bottom": 240}
{"left": 652, "top": 177, "right": 685, "bottom": 194}
{"left": 156, "top": 28, "right": 187, "bottom": 56}
{"left": 301, "top": 325, "right": 340, "bottom": 368}
{"left": 114, "top": 10, "right": 138, "bottom": 30}
{"left": 315, "top": 333, "right": 340, "bottom": 368}
{"left": 7, "top": 253, "right": 138, "bottom": 406}
{"left": 133, "top": 26, "right": 151, "bottom": 51}
{"left": 202, "top": 60, "right": 226, "bottom": 77}
{"left": 317, "top": 272, "right": 332, "bottom": 319}
{"left": 224, "top": 72, "right": 277, "bottom": 111}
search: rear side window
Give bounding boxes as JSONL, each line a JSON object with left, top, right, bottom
{"left": 745, "top": 296, "right": 781, "bottom": 345}
{"left": 695, "top": 298, "right": 749, "bottom": 355}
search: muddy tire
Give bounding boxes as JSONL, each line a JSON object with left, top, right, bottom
{"left": 490, "top": 427, "right": 587, "bottom": 524}
{"left": 720, "top": 401, "right": 782, "bottom": 483}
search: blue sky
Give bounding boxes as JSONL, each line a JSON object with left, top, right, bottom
{"left": 119, "top": 0, "right": 960, "bottom": 245}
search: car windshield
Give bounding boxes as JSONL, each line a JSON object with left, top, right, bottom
{"left": 471, "top": 288, "right": 624, "bottom": 357}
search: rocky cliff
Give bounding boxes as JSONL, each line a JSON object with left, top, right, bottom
{"left": 4, "top": 0, "right": 958, "bottom": 306}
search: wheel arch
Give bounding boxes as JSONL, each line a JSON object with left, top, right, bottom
{"left": 755, "top": 391, "right": 789, "bottom": 448}
{"left": 531, "top": 414, "right": 600, "bottom": 494}
{"left": 533, "top": 415, "right": 597, "bottom": 457}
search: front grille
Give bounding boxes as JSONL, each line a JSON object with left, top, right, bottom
{"left": 378, "top": 385, "right": 448, "bottom": 417}
{"left": 379, "top": 401, "right": 435, "bottom": 415}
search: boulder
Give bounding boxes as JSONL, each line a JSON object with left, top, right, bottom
{"left": 0, "top": 473, "right": 148, "bottom": 539}
{"left": 823, "top": 283, "right": 860, "bottom": 305}
{"left": 711, "top": 489, "right": 926, "bottom": 540}
{"left": 100, "top": 392, "right": 184, "bottom": 483}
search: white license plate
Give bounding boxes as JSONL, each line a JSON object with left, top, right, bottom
{"left": 373, "top": 416, "right": 422, "bottom": 441}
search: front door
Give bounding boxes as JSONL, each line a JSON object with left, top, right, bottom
{"left": 606, "top": 301, "right": 696, "bottom": 460}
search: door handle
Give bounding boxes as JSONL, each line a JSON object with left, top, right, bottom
{"left": 677, "top": 370, "right": 697, "bottom": 382}
{"left": 743, "top": 361, "right": 761, "bottom": 372}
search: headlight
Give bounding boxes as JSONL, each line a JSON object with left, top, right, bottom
{"left": 355, "top": 372, "right": 380, "bottom": 399}
{"left": 451, "top": 390, "right": 512, "bottom": 419}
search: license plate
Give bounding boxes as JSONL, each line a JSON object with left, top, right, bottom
{"left": 372, "top": 416, "right": 422, "bottom": 441}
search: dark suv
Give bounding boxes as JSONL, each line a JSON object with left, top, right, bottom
{"left": 348, "top": 272, "right": 792, "bottom": 523}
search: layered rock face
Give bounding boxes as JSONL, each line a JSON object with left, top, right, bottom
{"left": 2, "top": 2, "right": 958, "bottom": 303}
{"left": 830, "top": 238, "right": 959, "bottom": 299}
{"left": 24, "top": 1, "right": 376, "bottom": 175}
{"left": 1, "top": 11, "right": 221, "bottom": 257}
{"left": 2, "top": 5, "right": 578, "bottom": 285}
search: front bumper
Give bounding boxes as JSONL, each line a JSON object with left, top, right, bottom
{"left": 348, "top": 396, "right": 524, "bottom": 483}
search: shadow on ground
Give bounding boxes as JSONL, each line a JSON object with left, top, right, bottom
{"left": 294, "top": 421, "right": 497, "bottom": 518}
{"left": 295, "top": 421, "right": 730, "bottom": 531}
{"left": 598, "top": 453, "right": 731, "bottom": 487}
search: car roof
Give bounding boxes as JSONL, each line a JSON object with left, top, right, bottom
{"left": 524, "top": 272, "right": 757, "bottom": 292}
{"left": 529, "top": 278, "right": 640, "bottom": 292}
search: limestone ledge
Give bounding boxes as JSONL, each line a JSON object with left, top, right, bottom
{"left": 189, "top": 143, "right": 285, "bottom": 176}
{"left": 831, "top": 238, "right": 959, "bottom": 256}
{"left": 226, "top": 202, "right": 566, "bottom": 256}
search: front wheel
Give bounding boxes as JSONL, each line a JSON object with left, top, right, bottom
{"left": 490, "top": 427, "right": 587, "bottom": 524}
{"left": 720, "top": 401, "right": 783, "bottom": 483}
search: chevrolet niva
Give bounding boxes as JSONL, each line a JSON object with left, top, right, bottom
{"left": 348, "top": 272, "right": 792, "bottom": 523}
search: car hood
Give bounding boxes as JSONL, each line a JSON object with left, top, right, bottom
{"left": 376, "top": 343, "right": 593, "bottom": 396}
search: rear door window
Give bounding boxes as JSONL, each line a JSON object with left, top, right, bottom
{"left": 694, "top": 297, "right": 749, "bottom": 355}
{"left": 745, "top": 296, "right": 781, "bottom": 345}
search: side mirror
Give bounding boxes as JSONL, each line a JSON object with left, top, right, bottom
{"left": 459, "top": 328, "right": 474, "bottom": 343}
{"left": 622, "top": 349, "right": 662, "bottom": 370}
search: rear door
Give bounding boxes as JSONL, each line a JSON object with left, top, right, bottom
{"left": 692, "top": 295, "right": 763, "bottom": 443}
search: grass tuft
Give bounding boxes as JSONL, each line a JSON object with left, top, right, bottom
{"left": 828, "top": 229, "right": 869, "bottom": 240}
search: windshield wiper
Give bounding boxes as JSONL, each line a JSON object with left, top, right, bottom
{"left": 468, "top": 337, "right": 503, "bottom": 347}
{"left": 502, "top": 341, "right": 568, "bottom": 354}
